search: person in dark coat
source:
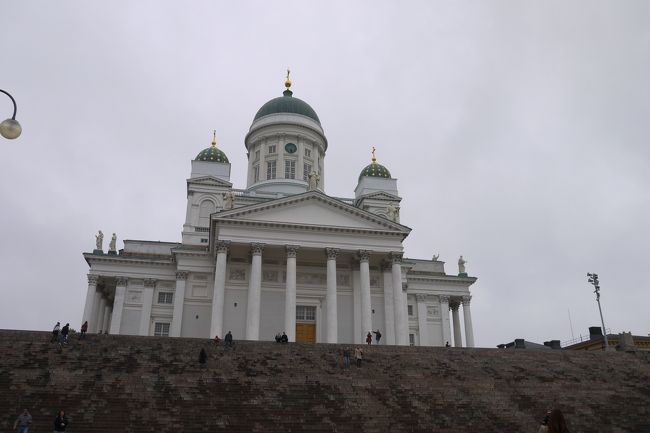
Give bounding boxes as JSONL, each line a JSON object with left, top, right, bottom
{"left": 280, "top": 332, "right": 288, "bottom": 343}
{"left": 51, "top": 322, "right": 60, "bottom": 342}
{"left": 60, "top": 323, "right": 70, "bottom": 344}
{"left": 53, "top": 410, "right": 68, "bottom": 432}
{"left": 366, "top": 332, "right": 372, "bottom": 345}
{"left": 372, "top": 329, "right": 382, "bottom": 345}
{"left": 199, "top": 348, "right": 207, "bottom": 367}
{"left": 13, "top": 408, "right": 32, "bottom": 433}
{"left": 80, "top": 321, "right": 88, "bottom": 339}
{"left": 225, "top": 331, "right": 233, "bottom": 347}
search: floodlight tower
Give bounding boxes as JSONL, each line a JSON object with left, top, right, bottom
{"left": 587, "top": 273, "right": 609, "bottom": 350}
{"left": 0, "top": 89, "right": 22, "bottom": 139}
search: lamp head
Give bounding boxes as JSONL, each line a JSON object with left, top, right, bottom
{"left": 0, "top": 118, "right": 21, "bottom": 139}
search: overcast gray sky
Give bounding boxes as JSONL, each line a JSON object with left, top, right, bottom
{"left": 1, "top": 1, "right": 648, "bottom": 347}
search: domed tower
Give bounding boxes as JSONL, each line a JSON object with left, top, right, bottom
{"left": 244, "top": 71, "right": 327, "bottom": 195}
{"left": 182, "top": 132, "right": 233, "bottom": 245}
{"left": 354, "top": 148, "right": 402, "bottom": 223}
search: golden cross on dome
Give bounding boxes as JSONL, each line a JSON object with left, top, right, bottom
{"left": 285, "top": 68, "right": 292, "bottom": 89}
{"left": 371, "top": 146, "right": 377, "bottom": 163}
{"left": 212, "top": 130, "right": 217, "bottom": 147}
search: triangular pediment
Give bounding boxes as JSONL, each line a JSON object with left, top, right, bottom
{"left": 187, "top": 176, "right": 233, "bottom": 188}
{"left": 357, "top": 191, "right": 402, "bottom": 202}
{"left": 214, "top": 191, "right": 410, "bottom": 233}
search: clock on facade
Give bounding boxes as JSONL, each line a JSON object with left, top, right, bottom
{"left": 284, "top": 142, "right": 297, "bottom": 154}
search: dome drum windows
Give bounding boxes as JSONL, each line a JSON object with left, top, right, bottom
{"left": 267, "top": 161, "right": 277, "bottom": 180}
{"left": 285, "top": 159, "right": 296, "bottom": 179}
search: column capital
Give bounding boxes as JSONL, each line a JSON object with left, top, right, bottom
{"left": 144, "top": 278, "right": 156, "bottom": 288}
{"left": 216, "top": 240, "right": 230, "bottom": 254}
{"left": 449, "top": 300, "right": 460, "bottom": 311}
{"left": 250, "top": 243, "right": 265, "bottom": 256}
{"left": 87, "top": 274, "right": 99, "bottom": 285}
{"left": 116, "top": 276, "right": 128, "bottom": 287}
{"left": 325, "top": 247, "right": 339, "bottom": 260}
{"left": 286, "top": 245, "right": 299, "bottom": 258}
{"left": 390, "top": 252, "right": 403, "bottom": 264}
{"left": 176, "top": 271, "right": 189, "bottom": 280}
{"left": 415, "top": 293, "right": 427, "bottom": 302}
{"left": 462, "top": 295, "right": 472, "bottom": 306}
{"left": 358, "top": 249, "right": 370, "bottom": 262}
{"left": 439, "top": 295, "right": 450, "bottom": 304}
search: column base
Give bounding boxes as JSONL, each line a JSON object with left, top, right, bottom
{"left": 108, "top": 250, "right": 117, "bottom": 255}
{"left": 458, "top": 272, "right": 468, "bottom": 277}
{"left": 93, "top": 249, "right": 104, "bottom": 255}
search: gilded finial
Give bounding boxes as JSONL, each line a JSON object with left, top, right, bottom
{"left": 284, "top": 68, "right": 292, "bottom": 90}
{"left": 211, "top": 130, "right": 217, "bottom": 147}
{"left": 371, "top": 146, "right": 377, "bottom": 163}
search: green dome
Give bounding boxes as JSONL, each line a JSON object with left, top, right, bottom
{"left": 195, "top": 144, "right": 229, "bottom": 163}
{"left": 359, "top": 161, "right": 391, "bottom": 180}
{"left": 253, "top": 90, "right": 320, "bottom": 124}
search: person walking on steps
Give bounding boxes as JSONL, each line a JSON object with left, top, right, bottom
{"left": 13, "top": 408, "right": 32, "bottom": 433}
{"left": 80, "top": 321, "right": 88, "bottom": 339}
{"left": 342, "top": 347, "right": 351, "bottom": 369}
{"left": 372, "top": 329, "right": 382, "bottom": 345}
{"left": 60, "top": 323, "right": 70, "bottom": 344}
{"left": 53, "top": 410, "right": 68, "bottom": 433}
{"left": 199, "top": 348, "right": 208, "bottom": 368}
{"left": 355, "top": 347, "right": 363, "bottom": 368}
{"left": 51, "top": 322, "right": 60, "bottom": 343}
{"left": 225, "top": 331, "right": 234, "bottom": 348}
{"left": 366, "top": 332, "right": 372, "bottom": 345}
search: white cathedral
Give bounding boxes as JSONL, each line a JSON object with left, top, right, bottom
{"left": 81, "top": 76, "right": 477, "bottom": 347}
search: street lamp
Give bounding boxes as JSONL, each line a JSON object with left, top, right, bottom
{"left": 587, "top": 272, "right": 609, "bottom": 350}
{"left": 0, "top": 89, "right": 22, "bottom": 139}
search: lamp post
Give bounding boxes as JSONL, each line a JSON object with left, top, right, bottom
{"left": 0, "top": 89, "right": 22, "bottom": 139}
{"left": 587, "top": 273, "right": 609, "bottom": 350}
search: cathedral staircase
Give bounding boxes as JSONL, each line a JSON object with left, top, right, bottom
{"left": 1, "top": 330, "right": 648, "bottom": 433}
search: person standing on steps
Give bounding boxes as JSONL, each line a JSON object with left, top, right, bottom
{"left": 280, "top": 332, "right": 288, "bottom": 343}
{"left": 60, "top": 323, "right": 70, "bottom": 344}
{"left": 53, "top": 410, "right": 68, "bottom": 433}
{"left": 354, "top": 347, "right": 363, "bottom": 368}
{"left": 445, "top": 341, "right": 450, "bottom": 347}
{"left": 199, "top": 348, "right": 208, "bottom": 368}
{"left": 225, "top": 331, "right": 233, "bottom": 348}
{"left": 13, "top": 408, "right": 32, "bottom": 433}
{"left": 366, "top": 332, "right": 372, "bottom": 345}
{"left": 80, "top": 321, "right": 88, "bottom": 339}
{"left": 342, "top": 347, "right": 351, "bottom": 369}
{"left": 372, "top": 329, "right": 382, "bottom": 345}
{"left": 51, "top": 322, "right": 60, "bottom": 343}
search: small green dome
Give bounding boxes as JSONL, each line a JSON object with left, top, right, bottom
{"left": 359, "top": 161, "right": 391, "bottom": 180}
{"left": 253, "top": 89, "right": 320, "bottom": 124}
{"left": 195, "top": 143, "right": 229, "bottom": 163}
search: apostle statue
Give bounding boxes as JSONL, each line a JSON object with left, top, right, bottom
{"left": 432, "top": 253, "right": 440, "bottom": 261}
{"left": 387, "top": 204, "right": 400, "bottom": 222}
{"left": 308, "top": 171, "right": 320, "bottom": 191}
{"left": 223, "top": 191, "right": 235, "bottom": 210}
{"left": 458, "top": 255, "right": 467, "bottom": 275}
{"left": 109, "top": 233, "right": 117, "bottom": 253}
{"left": 95, "top": 230, "right": 104, "bottom": 250}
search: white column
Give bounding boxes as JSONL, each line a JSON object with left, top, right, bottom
{"left": 102, "top": 305, "right": 111, "bottom": 334}
{"left": 96, "top": 297, "right": 107, "bottom": 333}
{"left": 382, "top": 264, "right": 395, "bottom": 345}
{"left": 440, "top": 295, "right": 451, "bottom": 346}
{"left": 462, "top": 296, "right": 475, "bottom": 348}
{"left": 170, "top": 271, "right": 188, "bottom": 337}
{"left": 284, "top": 245, "right": 298, "bottom": 342}
{"left": 416, "top": 294, "right": 428, "bottom": 346}
{"left": 210, "top": 241, "right": 230, "bottom": 339}
{"left": 82, "top": 275, "right": 99, "bottom": 332}
{"left": 352, "top": 266, "right": 361, "bottom": 343}
{"left": 90, "top": 286, "right": 102, "bottom": 333}
{"left": 325, "top": 248, "right": 339, "bottom": 343}
{"left": 109, "top": 277, "right": 127, "bottom": 335}
{"left": 246, "top": 243, "right": 264, "bottom": 340}
{"left": 451, "top": 301, "right": 463, "bottom": 347}
{"left": 359, "top": 250, "right": 372, "bottom": 340}
{"left": 139, "top": 278, "right": 155, "bottom": 336}
{"left": 391, "top": 252, "right": 408, "bottom": 345}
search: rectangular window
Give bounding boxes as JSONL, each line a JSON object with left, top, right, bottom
{"left": 303, "top": 163, "right": 312, "bottom": 181}
{"left": 296, "top": 305, "right": 316, "bottom": 321}
{"left": 266, "top": 161, "right": 276, "bottom": 180}
{"left": 409, "top": 334, "right": 415, "bottom": 346}
{"left": 158, "top": 292, "right": 173, "bottom": 304}
{"left": 268, "top": 145, "right": 276, "bottom": 154}
{"left": 154, "top": 322, "right": 170, "bottom": 337}
{"left": 253, "top": 165, "right": 259, "bottom": 182}
{"left": 255, "top": 150, "right": 260, "bottom": 161}
{"left": 285, "top": 159, "right": 296, "bottom": 179}
{"left": 304, "top": 148, "right": 311, "bottom": 157}
{"left": 407, "top": 305, "right": 414, "bottom": 316}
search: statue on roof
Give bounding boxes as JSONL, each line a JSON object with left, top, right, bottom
{"left": 223, "top": 191, "right": 235, "bottom": 210}
{"left": 109, "top": 233, "right": 117, "bottom": 253}
{"left": 308, "top": 171, "right": 320, "bottom": 191}
{"left": 432, "top": 254, "right": 440, "bottom": 261}
{"left": 387, "top": 204, "right": 400, "bottom": 222}
{"left": 458, "top": 255, "right": 467, "bottom": 275}
{"left": 95, "top": 230, "right": 104, "bottom": 251}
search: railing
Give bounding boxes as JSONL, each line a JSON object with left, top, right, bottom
{"left": 562, "top": 328, "right": 611, "bottom": 347}
{"left": 194, "top": 227, "right": 210, "bottom": 232}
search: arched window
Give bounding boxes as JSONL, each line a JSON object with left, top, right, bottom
{"left": 198, "top": 200, "right": 216, "bottom": 227}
